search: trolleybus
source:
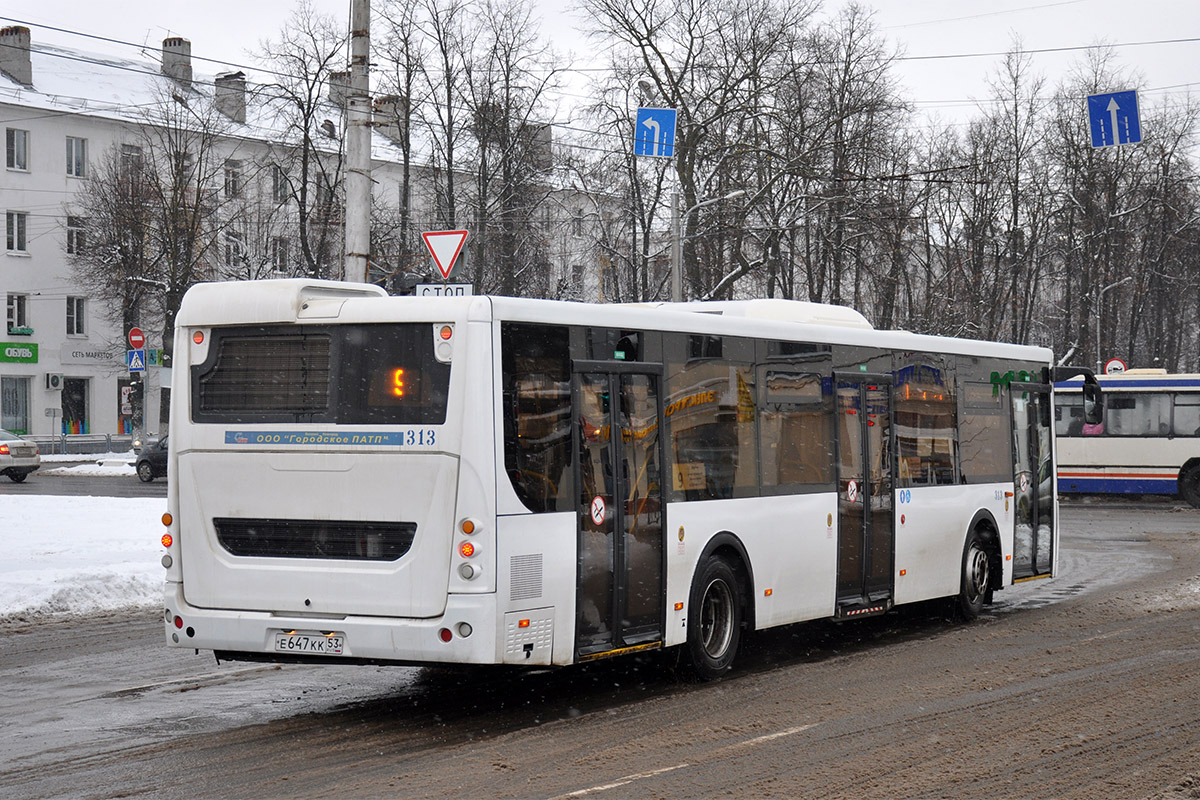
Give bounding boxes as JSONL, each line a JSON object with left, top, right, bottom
{"left": 161, "top": 279, "right": 1094, "bottom": 678}
{"left": 1055, "top": 370, "right": 1200, "bottom": 507}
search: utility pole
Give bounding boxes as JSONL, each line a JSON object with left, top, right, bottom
{"left": 344, "top": 0, "right": 372, "bottom": 284}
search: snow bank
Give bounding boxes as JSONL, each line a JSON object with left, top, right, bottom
{"left": 0, "top": 495, "right": 165, "bottom": 618}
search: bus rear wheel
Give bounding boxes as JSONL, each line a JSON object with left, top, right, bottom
{"left": 1179, "top": 466, "right": 1200, "bottom": 509}
{"left": 955, "top": 530, "right": 992, "bottom": 621}
{"left": 686, "top": 556, "right": 743, "bottom": 680}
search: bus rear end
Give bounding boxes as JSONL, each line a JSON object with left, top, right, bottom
{"left": 162, "top": 280, "right": 502, "bottom": 665}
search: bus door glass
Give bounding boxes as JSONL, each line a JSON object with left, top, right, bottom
{"left": 835, "top": 377, "right": 894, "bottom": 611}
{"left": 1011, "top": 383, "right": 1054, "bottom": 578}
{"left": 575, "top": 367, "right": 665, "bottom": 657}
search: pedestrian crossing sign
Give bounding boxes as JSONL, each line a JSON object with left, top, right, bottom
{"left": 127, "top": 349, "right": 146, "bottom": 372}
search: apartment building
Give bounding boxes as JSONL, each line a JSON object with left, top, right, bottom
{"left": 1, "top": 24, "right": 605, "bottom": 437}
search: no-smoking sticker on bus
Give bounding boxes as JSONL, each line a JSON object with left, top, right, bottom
{"left": 590, "top": 495, "right": 606, "bottom": 526}
{"left": 847, "top": 479, "right": 859, "bottom": 503}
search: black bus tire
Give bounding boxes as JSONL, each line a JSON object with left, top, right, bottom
{"left": 955, "top": 529, "right": 991, "bottom": 621}
{"left": 686, "top": 556, "right": 743, "bottom": 680}
{"left": 1179, "top": 466, "right": 1200, "bottom": 509}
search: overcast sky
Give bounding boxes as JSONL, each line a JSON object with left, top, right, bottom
{"left": 6, "top": 0, "right": 1200, "bottom": 127}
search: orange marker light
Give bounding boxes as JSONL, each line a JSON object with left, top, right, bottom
{"left": 460, "top": 519, "right": 475, "bottom": 535}
{"left": 192, "top": 330, "right": 204, "bottom": 344}
{"left": 764, "top": 588, "right": 773, "bottom": 597}
{"left": 458, "top": 541, "right": 475, "bottom": 558}
{"left": 440, "top": 325, "right": 454, "bottom": 341}
{"left": 162, "top": 512, "right": 173, "bottom": 527}
{"left": 518, "top": 619, "right": 530, "bottom": 629}
{"left": 161, "top": 533, "right": 174, "bottom": 548}
{"left": 899, "top": 569, "right": 907, "bottom": 576}
{"left": 674, "top": 602, "right": 684, "bottom": 611}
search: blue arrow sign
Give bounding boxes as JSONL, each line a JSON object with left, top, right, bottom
{"left": 634, "top": 107, "right": 677, "bottom": 158}
{"left": 127, "top": 349, "right": 146, "bottom": 372}
{"left": 1087, "top": 90, "right": 1141, "bottom": 148}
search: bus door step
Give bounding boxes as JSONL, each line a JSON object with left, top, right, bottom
{"left": 834, "top": 599, "right": 892, "bottom": 621}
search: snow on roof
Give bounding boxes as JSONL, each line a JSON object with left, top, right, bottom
{"left": 0, "top": 36, "right": 417, "bottom": 165}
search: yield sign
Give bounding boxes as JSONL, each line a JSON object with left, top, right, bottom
{"left": 421, "top": 230, "right": 469, "bottom": 279}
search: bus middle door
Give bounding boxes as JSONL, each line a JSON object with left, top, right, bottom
{"left": 574, "top": 363, "right": 666, "bottom": 660}
{"left": 835, "top": 376, "right": 895, "bottom": 617}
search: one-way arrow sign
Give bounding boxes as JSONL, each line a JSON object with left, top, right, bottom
{"left": 1087, "top": 90, "right": 1142, "bottom": 148}
{"left": 422, "top": 230, "right": 469, "bottom": 279}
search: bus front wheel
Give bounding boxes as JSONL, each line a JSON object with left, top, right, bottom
{"left": 1179, "top": 466, "right": 1200, "bottom": 509}
{"left": 686, "top": 556, "right": 743, "bottom": 680}
{"left": 954, "top": 530, "right": 992, "bottom": 621}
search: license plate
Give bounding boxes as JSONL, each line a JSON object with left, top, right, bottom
{"left": 274, "top": 631, "right": 345, "bottom": 655}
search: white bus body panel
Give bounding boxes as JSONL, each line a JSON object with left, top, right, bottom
{"left": 663, "top": 493, "right": 840, "bottom": 647}
{"left": 178, "top": 451, "right": 458, "bottom": 617}
{"left": 892, "top": 484, "right": 1013, "bottom": 605}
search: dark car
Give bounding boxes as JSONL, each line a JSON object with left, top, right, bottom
{"left": 135, "top": 436, "right": 169, "bottom": 482}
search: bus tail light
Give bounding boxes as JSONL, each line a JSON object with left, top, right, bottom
{"left": 438, "top": 628, "right": 453, "bottom": 643}
{"left": 161, "top": 533, "right": 174, "bottom": 548}
{"left": 458, "top": 541, "right": 475, "bottom": 558}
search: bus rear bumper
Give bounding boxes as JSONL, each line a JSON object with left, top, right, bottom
{"left": 163, "top": 581, "right": 523, "bottom": 666}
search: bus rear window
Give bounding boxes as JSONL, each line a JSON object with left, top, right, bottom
{"left": 193, "top": 324, "right": 450, "bottom": 424}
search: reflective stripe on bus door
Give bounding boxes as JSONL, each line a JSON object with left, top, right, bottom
{"left": 573, "top": 363, "right": 666, "bottom": 659}
{"left": 834, "top": 376, "right": 895, "bottom": 616}
{"left": 1011, "top": 383, "right": 1054, "bottom": 580}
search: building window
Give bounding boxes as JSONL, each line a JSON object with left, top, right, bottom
{"left": 1, "top": 376, "right": 31, "bottom": 434}
{"left": 7, "top": 294, "right": 27, "bottom": 331}
{"left": 66, "top": 136, "right": 87, "bottom": 177}
{"left": 572, "top": 210, "right": 584, "bottom": 237}
{"left": 120, "top": 144, "right": 143, "bottom": 187}
{"left": 66, "top": 216, "right": 86, "bottom": 255}
{"left": 271, "top": 236, "right": 288, "bottom": 271}
{"left": 224, "top": 160, "right": 242, "bottom": 198}
{"left": 272, "top": 165, "right": 288, "bottom": 204}
{"left": 6, "top": 128, "right": 28, "bottom": 171}
{"left": 224, "top": 230, "right": 244, "bottom": 267}
{"left": 66, "top": 297, "right": 86, "bottom": 336}
{"left": 6, "top": 211, "right": 28, "bottom": 252}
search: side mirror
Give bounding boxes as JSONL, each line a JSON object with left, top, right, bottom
{"left": 1083, "top": 384, "right": 1102, "bottom": 425}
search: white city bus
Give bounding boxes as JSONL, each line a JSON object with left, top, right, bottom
{"left": 161, "top": 279, "right": 1088, "bottom": 678}
{"left": 1055, "top": 370, "right": 1200, "bottom": 507}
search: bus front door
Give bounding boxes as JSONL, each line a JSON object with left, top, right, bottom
{"left": 574, "top": 367, "right": 666, "bottom": 659}
{"left": 835, "top": 377, "right": 895, "bottom": 617}
{"left": 1011, "top": 384, "right": 1055, "bottom": 579}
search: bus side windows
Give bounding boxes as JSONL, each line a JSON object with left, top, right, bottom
{"left": 1173, "top": 394, "right": 1200, "bottom": 436}
{"left": 894, "top": 361, "right": 957, "bottom": 488}
{"left": 760, "top": 371, "right": 834, "bottom": 493}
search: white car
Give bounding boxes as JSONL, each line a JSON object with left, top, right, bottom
{"left": 0, "top": 429, "right": 39, "bottom": 482}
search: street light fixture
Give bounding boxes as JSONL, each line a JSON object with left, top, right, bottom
{"left": 1095, "top": 276, "right": 1133, "bottom": 374}
{"left": 671, "top": 189, "right": 746, "bottom": 302}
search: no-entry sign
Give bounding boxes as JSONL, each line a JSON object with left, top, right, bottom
{"left": 128, "top": 327, "right": 145, "bottom": 349}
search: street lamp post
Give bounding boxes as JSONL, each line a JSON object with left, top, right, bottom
{"left": 1095, "top": 276, "right": 1133, "bottom": 374}
{"left": 670, "top": 189, "right": 746, "bottom": 302}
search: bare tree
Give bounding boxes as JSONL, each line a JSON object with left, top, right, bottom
{"left": 256, "top": 0, "right": 347, "bottom": 279}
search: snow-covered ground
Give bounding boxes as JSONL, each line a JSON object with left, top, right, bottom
{"left": 0, "top": 452, "right": 164, "bottom": 618}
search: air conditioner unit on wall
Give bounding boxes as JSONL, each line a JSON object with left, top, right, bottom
{"left": 46, "top": 373, "right": 64, "bottom": 390}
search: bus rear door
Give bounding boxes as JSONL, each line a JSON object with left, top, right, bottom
{"left": 574, "top": 363, "right": 666, "bottom": 659}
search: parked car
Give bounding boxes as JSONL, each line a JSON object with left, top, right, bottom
{"left": 0, "top": 429, "right": 40, "bottom": 482}
{"left": 135, "top": 436, "right": 169, "bottom": 482}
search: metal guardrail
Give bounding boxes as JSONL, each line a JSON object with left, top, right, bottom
{"left": 25, "top": 433, "right": 140, "bottom": 455}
